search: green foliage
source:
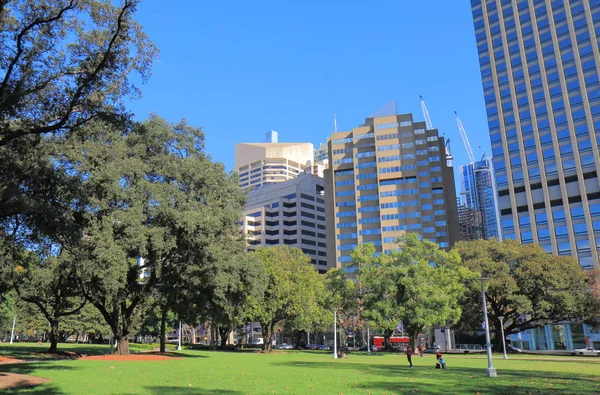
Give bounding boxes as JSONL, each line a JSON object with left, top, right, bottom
{"left": 358, "top": 234, "right": 473, "bottom": 347}
{"left": 0, "top": 0, "right": 157, "bottom": 146}
{"left": 247, "top": 246, "right": 326, "bottom": 351}
{"left": 67, "top": 116, "right": 245, "bottom": 355}
{"left": 13, "top": 250, "right": 86, "bottom": 352}
{"left": 455, "top": 239, "right": 590, "bottom": 340}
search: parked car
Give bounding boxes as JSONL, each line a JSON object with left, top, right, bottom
{"left": 574, "top": 347, "right": 599, "bottom": 355}
{"left": 251, "top": 338, "right": 264, "bottom": 345}
{"left": 422, "top": 347, "right": 438, "bottom": 354}
{"left": 318, "top": 345, "right": 331, "bottom": 350}
{"left": 275, "top": 343, "right": 294, "bottom": 350}
{"left": 306, "top": 344, "right": 319, "bottom": 350}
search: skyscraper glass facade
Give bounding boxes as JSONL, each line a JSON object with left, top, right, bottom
{"left": 472, "top": 0, "right": 600, "bottom": 269}
{"left": 459, "top": 157, "right": 501, "bottom": 240}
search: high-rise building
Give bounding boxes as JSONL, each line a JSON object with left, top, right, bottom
{"left": 314, "top": 142, "right": 329, "bottom": 167}
{"left": 325, "top": 110, "right": 459, "bottom": 272}
{"left": 457, "top": 201, "right": 483, "bottom": 241}
{"left": 472, "top": 0, "right": 600, "bottom": 269}
{"left": 235, "top": 136, "right": 314, "bottom": 190}
{"left": 241, "top": 173, "right": 330, "bottom": 273}
{"left": 459, "top": 157, "right": 501, "bottom": 240}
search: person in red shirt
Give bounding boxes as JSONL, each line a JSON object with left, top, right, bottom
{"left": 406, "top": 345, "right": 413, "bottom": 368}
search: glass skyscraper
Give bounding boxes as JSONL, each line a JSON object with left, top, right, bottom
{"left": 471, "top": 0, "right": 600, "bottom": 269}
{"left": 459, "top": 157, "right": 501, "bottom": 240}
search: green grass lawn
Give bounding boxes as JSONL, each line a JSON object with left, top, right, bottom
{"left": 1, "top": 344, "right": 599, "bottom": 394}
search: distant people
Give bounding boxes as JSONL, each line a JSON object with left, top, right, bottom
{"left": 435, "top": 348, "right": 446, "bottom": 369}
{"left": 406, "top": 345, "right": 413, "bottom": 368}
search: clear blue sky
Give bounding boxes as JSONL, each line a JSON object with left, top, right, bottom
{"left": 128, "top": 0, "right": 489, "bottom": 174}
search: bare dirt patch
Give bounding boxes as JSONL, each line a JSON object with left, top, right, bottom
{"left": 0, "top": 372, "right": 49, "bottom": 390}
{"left": 0, "top": 356, "right": 22, "bottom": 364}
{"left": 81, "top": 353, "right": 181, "bottom": 361}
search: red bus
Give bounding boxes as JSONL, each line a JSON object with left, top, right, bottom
{"left": 372, "top": 336, "right": 409, "bottom": 349}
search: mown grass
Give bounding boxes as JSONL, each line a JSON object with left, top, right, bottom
{"left": 1, "top": 344, "right": 599, "bottom": 394}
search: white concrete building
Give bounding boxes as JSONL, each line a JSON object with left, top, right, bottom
{"left": 235, "top": 135, "right": 314, "bottom": 190}
{"left": 241, "top": 173, "right": 331, "bottom": 273}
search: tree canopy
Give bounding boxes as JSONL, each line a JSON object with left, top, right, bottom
{"left": 357, "top": 234, "right": 473, "bottom": 348}
{"left": 247, "top": 246, "right": 327, "bottom": 351}
{"left": 455, "top": 239, "right": 590, "bottom": 346}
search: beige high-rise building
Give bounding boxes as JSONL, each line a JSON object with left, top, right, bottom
{"left": 235, "top": 133, "right": 314, "bottom": 190}
{"left": 325, "top": 111, "right": 459, "bottom": 273}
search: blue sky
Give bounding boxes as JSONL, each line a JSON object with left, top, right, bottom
{"left": 128, "top": 0, "right": 489, "bottom": 174}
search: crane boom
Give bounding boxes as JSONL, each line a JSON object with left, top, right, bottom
{"left": 419, "top": 95, "right": 434, "bottom": 130}
{"left": 454, "top": 111, "right": 476, "bottom": 164}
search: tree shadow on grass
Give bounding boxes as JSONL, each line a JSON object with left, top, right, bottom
{"left": 2, "top": 383, "right": 65, "bottom": 395}
{"left": 138, "top": 387, "right": 240, "bottom": 395}
{"left": 275, "top": 360, "right": 600, "bottom": 394}
{"left": 0, "top": 362, "right": 80, "bottom": 376}
{"left": 0, "top": 344, "right": 112, "bottom": 360}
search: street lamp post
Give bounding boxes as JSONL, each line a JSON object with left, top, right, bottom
{"left": 9, "top": 315, "right": 16, "bottom": 344}
{"left": 367, "top": 325, "right": 371, "bottom": 356}
{"left": 177, "top": 320, "right": 182, "bottom": 351}
{"left": 498, "top": 316, "right": 508, "bottom": 360}
{"left": 333, "top": 308, "right": 338, "bottom": 359}
{"left": 476, "top": 278, "right": 497, "bottom": 377}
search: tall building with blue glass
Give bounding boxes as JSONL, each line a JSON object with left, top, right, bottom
{"left": 459, "top": 157, "right": 501, "bottom": 240}
{"left": 472, "top": 0, "right": 600, "bottom": 269}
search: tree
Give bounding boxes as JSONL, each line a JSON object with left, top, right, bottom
{"left": 0, "top": 0, "right": 157, "bottom": 304}
{"left": 67, "top": 116, "right": 244, "bottom": 355}
{"left": 247, "top": 246, "right": 325, "bottom": 351}
{"left": 358, "top": 234, "right": 472, "bottom": 349}
{"left": 455, "top": 239, "right": 590, "bottom": 348}
{"left": 0, "top": 0, "right": 157, "bottom": 146}
{"left": 323, "top": 268, "right": 357, "bottom": 348}
{"left": 583, "top": 269, "right": 600, "bottom": 329}
{"left": 13, "top": 250, "right": 86, "bottom": 353}
{"left": 204, "top": 251, "right": 266, "bottom": 347}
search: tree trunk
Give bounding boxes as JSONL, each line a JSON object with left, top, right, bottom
{"left": 263, "top": 324, "right": 274, "bottom": 352}
{"left": 294, "top": 330, "right": 304, "bottom": 349}
{"left": 494, "top": 321, "right": 503, "bottom": 350}
{"left": 48, "top": 320, "right": 59, "bottom": 354}
{"left": 218, "top": 327, "right": 230, "bottom": 347}
{"left": 159, "top": 305, "right": 167, "bottom": 353}
{"left": 115, "top": 336, "right": 130, "bottom": 356}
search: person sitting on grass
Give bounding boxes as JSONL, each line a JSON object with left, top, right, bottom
{"left": 435, "top": 348, "right": 446, "bottom": 369}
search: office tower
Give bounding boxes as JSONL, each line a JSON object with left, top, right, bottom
{"left": 458, "top": 156, "right": 501, "bottom": 240}
{"left": 314, "top": 142, "right": 329, "bottom": 167}
{"left": 472, "top": 0, "right": 600, "bottom": 269}
{"left": 325, "top": 110, "right": 459, "bottom": 272}
{"left": 240, "top": 173, "right": 330, "bottom": 273}
{"left": 235, "top": 135, "right": 314, "bottom": 190}
{"left": 457, "top": 201, "right": 483, "bottom": 241}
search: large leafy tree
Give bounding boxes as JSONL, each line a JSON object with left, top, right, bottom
{"left": 13, "top": 250, "right": 86, "bottom": 353}
{"left": 202, "top": 250, "right": 266, "bottom": 347}
{"left": 0, "top": 0, "right": 156, "bottom": 304}
{"left": 247, "top": 246, "right": 325, "bottom": 351}
{"left": 0, "top": 0, "right": 156, "bottom": 146}
{"left": 358, "top": 234, "right": 472, "bottom": 349}
{"left": 62, "top": 115, "right": 244, "bottom": 355}
{"left": 455, "top": 239, "right": 589, "bottom": 347}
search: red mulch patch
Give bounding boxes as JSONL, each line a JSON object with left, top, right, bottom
{"left": 0, "top": 356, "right": 21, "bottom": 364}
{"left": 0, "top": 372, "right": 49, "bottom": 390}
{"left": 81, "top": 352, "right": 181, "bottom": 361}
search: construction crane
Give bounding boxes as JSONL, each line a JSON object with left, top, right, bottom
{"left": 454, "top": 111, "right": 476, "bottom": 164}
{"left": 419, "top": 95, "right": 434, "bottom": 130}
